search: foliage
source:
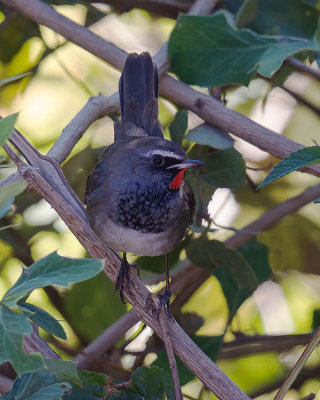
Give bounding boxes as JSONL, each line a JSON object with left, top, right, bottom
{"left": 0, "top": 0, "right": 319, "bottom": 399}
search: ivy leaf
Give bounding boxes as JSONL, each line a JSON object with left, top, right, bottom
{"left": 0, "top": 371, "right": 71, "bottom": 400}
{"left": 19, "top": 302, "right": 67, "bottom": 340}
{"left": 169, "top": 109, "right": 188, "bottom": 146}
{"left": 0, "top": 306, "right": 44, "bottom": 375}
{"left": 168, "top": 12, "right": 320, "bottom": 86}
{"left": 3, "top": 252, "right": 104, "bottom": 303}
{"left": 258, "top": 146, "right": 320, "bottom": 188}
{"left": 185, "top": 123, "right": 234, "bottom": 149}
{"left": 0, "top": 113, "right": 19, "bottom": 146}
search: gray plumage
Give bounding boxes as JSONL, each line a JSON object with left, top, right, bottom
{"left": 85, "top": 53, "right": 196, "bottom": 257}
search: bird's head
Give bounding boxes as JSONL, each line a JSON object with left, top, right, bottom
{"left": 113, "top": 136, "right": 204, "bottom": 190}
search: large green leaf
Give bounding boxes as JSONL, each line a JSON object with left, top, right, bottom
{"left": 0, "top": 306, "right": 44, "bottom": 375}
{"left": 4, "top": 252, "right": 104, "bottom": 302}
{"left": 0, "top": 113, "right": 19, "bottom": 147}
{"left": 169, "top": 109, "right": 188, "bottom": 146}
{"left": 110, "top": 367, "right": 174, "bottom": 400}
{"left": 186, "top": 237, "right": 258, "bottom": 318}
{"left": 19, "top": 302, "right": 67, "bottom": 340}
{"left": 258, "top": 146, "right": 320, "bottom": 188}
{"left": 0, "top": 371, "right": 71, "bottom": 400}
{"left": 185, "top": 123, "right": 234, "bottom": 149}
{"left": 168, "top": 12, "right": 320, "bottom": 86}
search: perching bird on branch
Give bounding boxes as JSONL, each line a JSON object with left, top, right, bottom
{"left": 85, "top": 52, "right": 203, "bottom": 317}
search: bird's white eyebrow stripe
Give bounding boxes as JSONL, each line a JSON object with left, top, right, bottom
{"left": 145, "top": 150, "right": 184, "bottom": 159}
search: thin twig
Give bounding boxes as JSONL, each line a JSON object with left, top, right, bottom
{"left": 285, "top": 57, "right": 320, "bottom": 81}
{"left": 158, "top": 309, "right": 182, "bottom": 400}
{"left": 274, "top": 327, "right": 320, "bottom": 400}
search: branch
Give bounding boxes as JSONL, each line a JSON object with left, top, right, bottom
{"left": 6, "top": 0, "right": 320, "bottom": 180}
{"left": 285, "top": 57, "right": 320, "bottom": 81}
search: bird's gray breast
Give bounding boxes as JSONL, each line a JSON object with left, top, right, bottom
{"left": 114, "top": 182, "right": 178, "bottom": 233}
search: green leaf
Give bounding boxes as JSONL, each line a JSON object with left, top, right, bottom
{"left": 0, "top": 113, "right": 19, "bottom": 147}
{"left": 168, "top": 13, "right": 275, "bottom": 86}
{"left": 43, "top": 359, "right": 81, "bottom": 387}
{"left": 0, "top": 180, "right": 27, "bottom": 212}
{"left": 168, "top": 12, "right": 320, "bottom": 86}
{"left": 185, "top": 236, "right": 217, "bottom": 269}
{"left": 19, "top": 302, "right": 67, "bottom": 340}
{"left": 214, "top": 265, "right": 254, "bottom": 320}
{"left": 238, "top": 237, "right": 273, "bottom": 284}
{"left": 4, "top": 252, "right": 104, "bottom": 302}
{"left": 185, "top": 123, "right": 234, "bottom": 149}
{"left": 201, "top": 148, "right": 246, "bottom": 189}
{"left": 186, "top": 237, "right": 258, "bottom": 317}
{"left": 111, "top": 367, "right": 174, "bottom": 400}
{"left": 0, "top": 306, "right": 44, "bottom": 375}
{"left": 0, "top": 371, "right": 71, "bottom": 400}
{"left": 258, "top": 36, "right": 319, "bottom": 77}
{"left": 258, "top": 146, "right": 320, "bottom": 188}
{"left": 169, "top": 109, "right": 188, "bottom": 146}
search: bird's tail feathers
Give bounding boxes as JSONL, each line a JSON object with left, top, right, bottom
{"left": 115, "top": 52, "right": 163, "bottom": 141}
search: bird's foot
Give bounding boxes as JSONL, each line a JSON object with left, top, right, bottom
{"left": 157, "top": 289, "right": 173, "bottom": 320}
{"left": 115, "top": 257, "right": 139, "bottom": 304}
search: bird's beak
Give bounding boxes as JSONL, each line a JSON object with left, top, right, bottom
{"left": 167, "top": 159, "right": 205, "bottom": 170}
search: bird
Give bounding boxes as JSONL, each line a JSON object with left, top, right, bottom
{"left": 85, "top": 52, "right": 204, "bottom": 317}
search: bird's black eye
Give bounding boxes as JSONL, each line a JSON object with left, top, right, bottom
{"left": 152, "top": 154, "right": 164, "bottom": 166}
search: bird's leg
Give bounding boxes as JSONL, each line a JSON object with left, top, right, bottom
{"left": 115, "top": 252, "right": 131, "bottom": 304}
{"left": 157, "top": 253, "right": 173, "bottom": 319}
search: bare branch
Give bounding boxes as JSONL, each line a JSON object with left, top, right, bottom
{"left": 285, "top": 57, "right": 320, "bottom": 81}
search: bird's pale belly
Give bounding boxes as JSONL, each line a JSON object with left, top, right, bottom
{"left": 93, "top": 215, "right": 186, "bottom": 256}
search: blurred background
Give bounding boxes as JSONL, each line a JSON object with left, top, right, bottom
{"left": 1, "top": 1, "right": 320, "bottom": 399}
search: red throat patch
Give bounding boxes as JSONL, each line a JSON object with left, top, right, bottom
{"left": 169, "top": 169, "right": 187, "bottom": 190}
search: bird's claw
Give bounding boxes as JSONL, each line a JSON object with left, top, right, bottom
{"left": 157, "top": 289, "right": 173, "bottom": 320}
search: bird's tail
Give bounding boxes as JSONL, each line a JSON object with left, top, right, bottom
{"left": 115, "top": 52, "right": 163, "bottom": 140}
